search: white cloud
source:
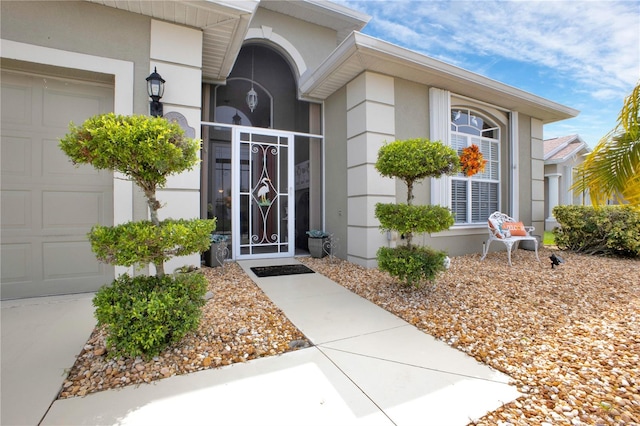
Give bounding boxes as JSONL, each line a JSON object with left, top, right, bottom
{"left": 335, "top": 0, "right": 638, "bottom": 146}
{"left": 341, "top": 0, "right": 639, "bottom": 100}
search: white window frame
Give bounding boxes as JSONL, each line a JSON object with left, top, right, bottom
{"left": 450, "top": 109, "right": 501, "bottom": 225}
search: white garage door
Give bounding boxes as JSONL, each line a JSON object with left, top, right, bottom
{"left": 1, "top": 70, "right": 115, "bottom": 299}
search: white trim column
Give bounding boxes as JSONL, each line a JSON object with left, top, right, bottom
{"left": 531, "top": 118, "right": 545, "bottom": 233}
{"left": 149, "top": 20, "right": 204, "bottom": 273}
{"left": 545, "top": 173, "right": 561, "bottom": 230}
{"left": 509, "top": 111, "right": 519, "bottom": 219}
{"left": 346, "top": 72, "right": 395, "bottom": 268}
{"left": 429, "top": 88, "right": 451, "bottom": 206}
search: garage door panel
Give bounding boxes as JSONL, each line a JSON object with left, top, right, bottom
{"left": 42, "top": 138, "right": 105, "bottom": 181}
{"left": 43, "top": 89, "right": 104, "bottom": 129}
{"left": 43, "top": 240, "right": 104, "bottom": 280}
{"left": 0, "top": 243, "right": 33, "bottom": 283}
{"left": 0, "top": 83, "right": 32, "bottom": 126}
{"left": 1, "top": 136, "right": 32, "bottom": 177}
{"left": 1, "top": 190, "right": 31, "bottom": 230}
{"left": 42, "top": 190, "right": 106, "bottom": 230}
{"left": 1, "top": 70, "right": 114, "bottom": 299}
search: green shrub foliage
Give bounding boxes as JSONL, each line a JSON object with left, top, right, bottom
{"left": 59, "top": 113, "right": 199, "bottom": 195}
{"left": 376, "top": 138, "right": 460, "bottom": 184}
{"left": 89, "top": 219, "right": 216, "bottom": 268}
{"left": 377, "top": 246, "right": 447, "bottom": 287}
{"left": 374, "top": 138, "right": 458, "bottom": 287}
{"left": 375, "top": 203, "right": 454, "bottom": 237}
{"left": 553, "top": 205, "right": 640, "bottom": 257}
{"left": 59, "top": 113, "right": 214, "bottom": 358}
{"left": 94, "top": 272, "right": 207, "bottom": 358}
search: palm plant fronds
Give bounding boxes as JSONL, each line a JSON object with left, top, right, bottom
{"left": 572, "top": 82, "right": 640, "bottom": 210}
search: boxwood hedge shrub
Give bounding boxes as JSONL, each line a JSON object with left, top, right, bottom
{"left": 377, "top": 246, "right": 447, "bottom": 288}
{"left": 552, "top": 205, "right": 640, "bottom": 257}
{"left": 94, "top": 271, "right": 207, "bottom": 359}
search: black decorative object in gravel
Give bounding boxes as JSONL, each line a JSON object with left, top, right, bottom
{"left": 251, "top": 264, "right": 315, "bottom": 278}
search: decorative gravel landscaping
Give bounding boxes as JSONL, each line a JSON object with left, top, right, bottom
{"left": 59, "top": 247, "right": 639, "bottom": 425}
{"left": 301, "top": 250, "right": 639, "bottom": 425}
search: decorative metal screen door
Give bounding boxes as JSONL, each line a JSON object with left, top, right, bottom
{"left": 233, "top": 128, "right": 294, "bottom": 259}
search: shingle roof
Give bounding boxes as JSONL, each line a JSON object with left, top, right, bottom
{"left": 543, "top": 134, "right": 590, "bottom": 162}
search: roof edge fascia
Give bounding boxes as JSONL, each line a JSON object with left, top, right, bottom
{"left": 299, "top": 31, "right": 359, "bottom": 92}
{"left": 355, "top": 33, "right": 579, "bottom": 119}
{"left": 214, "top": 2, "right": 259, "bottom": 80}
{"left": 304, "top": 0, "right": 371, "bottom": 28}
{"left": 195, "top": 0, "right": 259, "bottom": 16}
{"left": 301, "top": 32, "right": 579, "bottom": 121}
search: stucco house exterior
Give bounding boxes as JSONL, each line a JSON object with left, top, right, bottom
{"left": 543, "top": 135, "right": 591, "bottom": 230}
{"left": 0, "top": 0, "right": 578, "bottom": 299}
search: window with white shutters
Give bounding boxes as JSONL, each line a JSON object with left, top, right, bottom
{"left": 450, "top": 109, "right": 500, "bottom": 224}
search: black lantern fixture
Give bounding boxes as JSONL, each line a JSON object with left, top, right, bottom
{"left": 146, "top": 67, "right": 165, "bottom": 117}
{"left": 246, "top": 47, "right": 258, "bottom": 113}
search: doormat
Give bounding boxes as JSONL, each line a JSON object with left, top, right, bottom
{"left": 250, "top": 264, "right": 315, "bottom": 278}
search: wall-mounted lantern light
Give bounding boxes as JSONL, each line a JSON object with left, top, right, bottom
{"left": 146, "top": 67, "right": 165, "bottom": 117}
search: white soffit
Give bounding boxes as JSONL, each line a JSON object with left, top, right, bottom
{"left": 301, "top": 32, "right": 579, "bottom": 124}
{"left": 85, "top": 0, "right": 258, "bottom": 81}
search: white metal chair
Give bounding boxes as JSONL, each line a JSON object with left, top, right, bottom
{"left": 480, "top": 211, "right": 540, "bottom": 266}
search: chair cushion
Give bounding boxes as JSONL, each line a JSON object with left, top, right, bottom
{"left": 488, "top": 218, "right": 505, "bottom": 239}
{"left": 502, "top": 221, "right": 527, "bottom": 236}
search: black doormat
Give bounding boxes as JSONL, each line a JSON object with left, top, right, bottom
{"left": 251, "top": 264, "right": 315, "bottom": 278}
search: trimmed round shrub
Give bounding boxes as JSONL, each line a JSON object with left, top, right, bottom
{"left": 94, "top": 272, "right": 207, "bottom": 358}
{"left": 89, "top": 218, "right": 216, "bottom": 267}
{"left": 375, "top": 203, "right": 454, "bottom": 237}
{"left": 377, "top": 246, "right": 447, "bottom": 288}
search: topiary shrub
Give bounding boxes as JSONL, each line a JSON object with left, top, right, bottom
{"left": 89, "top": 219, "right": 214, "bottom": 268}
{"left": 377, "top": 246, "right": 447, "bottom": 288}
{"left": 374, "top": 138, "right": 459, "bottom": 287}
{"left": 94, "top": 272, "right": 207, "bottom": 359}
{"left": 375, "top": 203, "right": 454, "bottom": 238}
{"left": 553, "top": 205, "right": 640, "bottom": 257}
{"left": 60, "top": 114, "right": 215, "bottom": 358}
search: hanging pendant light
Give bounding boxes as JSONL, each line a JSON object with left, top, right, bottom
{"left": 246, "top": 47, "right": 258, "bottom": 113}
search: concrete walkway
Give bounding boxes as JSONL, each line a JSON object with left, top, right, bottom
{"left": 2, "top": 259, "right": 520, "bottom": 425}
{"left": 1, "top": 293, "right": 96, "bottom": 426}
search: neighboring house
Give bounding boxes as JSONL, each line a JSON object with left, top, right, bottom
{"left": 543, "top": 135, "right": 591, "bottom": 230}
{"left": 0, "top": 0, "right": 578, "bottom": 299}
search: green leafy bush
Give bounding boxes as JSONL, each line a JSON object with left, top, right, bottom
{"left": 553, "top": 205, "right": 640, "bottom": 257}
{"left": 373, "top": 138, "right": 458, "bottom": 286}
{"left": 59, "top": 113, "right": 199, "bottom": 192}
{"left": 94, "top": 272, "right": 207, "bottom": 358}
{"left": 376, "top": 138, "right": 460, "bottom": 184}
{"left": 375, "top": 203, "right": 454, "bottom": 236}
{"left": 60, "top": 113, "right": 213, "bottom": 358}
{"left": 377, "top": 246, "right": 447, "bottom": 287}
{"left": 89, "top": 219, "right": 216, "bottom": 267}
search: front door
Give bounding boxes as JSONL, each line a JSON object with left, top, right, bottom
{"left": 233, "top": 128, "right": 294, "bottom": 259}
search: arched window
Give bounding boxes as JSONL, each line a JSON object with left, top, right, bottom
{"left": 450, "top": 109, "right": 500, "bottom": 224}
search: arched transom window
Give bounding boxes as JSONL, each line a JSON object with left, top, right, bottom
{"left": 450, "top": 109, "right": 500, "bottom": 224}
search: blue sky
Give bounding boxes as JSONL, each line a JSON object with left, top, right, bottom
{"left": 335, "top": 0, "right": 640, "bottom": 147}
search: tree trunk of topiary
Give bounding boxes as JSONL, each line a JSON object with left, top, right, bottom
{"left": 144, "top": 188, "right": 164, "bottom": 277}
